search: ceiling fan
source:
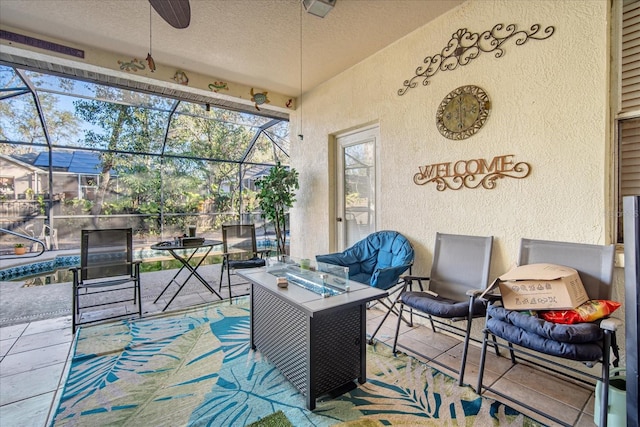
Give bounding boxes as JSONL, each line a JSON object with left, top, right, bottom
{"left": 149, "top": 0, "right": 191, "bottom": 29}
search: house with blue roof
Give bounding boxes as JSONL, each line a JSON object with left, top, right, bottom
{"left": 0, "top": 151, "right": 113, "bottom": 201}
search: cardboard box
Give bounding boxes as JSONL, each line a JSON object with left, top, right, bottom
{"left": 486, "top": 263, "right": 588, "bottom": 311}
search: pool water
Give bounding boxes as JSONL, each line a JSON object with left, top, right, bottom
{"left": 3, "top": 252, "right": 224, "bottom": 287}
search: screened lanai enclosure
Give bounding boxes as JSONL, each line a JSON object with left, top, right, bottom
{"left": 0, "top": 64, "right": 290, "bottom": 255}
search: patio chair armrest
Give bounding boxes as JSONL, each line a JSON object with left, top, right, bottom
{"left": 600, "top": 316, "right": 622, "bottom": 332}
{"left": 466, "top": 288, "right": 486, "bottom": 297}
{"left": 402, "top": 275, "right": 430, "bottom": 292}
{"left": 403, "top": 275, "right": 430, "bottom": 281}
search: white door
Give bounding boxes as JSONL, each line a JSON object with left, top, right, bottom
{"left": 336, "top": 126, "right": 378, "bottom": 251}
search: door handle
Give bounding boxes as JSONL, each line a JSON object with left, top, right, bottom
{"left": 337, "top": 217, "right": 343, "bottom": 222}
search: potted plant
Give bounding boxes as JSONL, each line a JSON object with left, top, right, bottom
{"left": 255, "top": 162, "right": 299, "bottom": 257}
{"left": 24, "top": 188, "right": 34, "bottom": 200}
{"left": 14, "top": 243, "right": 26, "bottom": 255}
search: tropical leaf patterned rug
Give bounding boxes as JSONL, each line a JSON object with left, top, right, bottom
{"left": 52, "top": 298, "right": 544, "bottom": 426}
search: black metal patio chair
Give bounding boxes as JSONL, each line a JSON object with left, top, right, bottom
{"left": 71, "top": 228, "right": 142, "bottom": 332}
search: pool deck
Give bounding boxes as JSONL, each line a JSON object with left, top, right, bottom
{"left": 0, "top": 247, "right": 248, "bottom": 327}
{"left": 0, "top": 248, "right": 78, "bottom": 270}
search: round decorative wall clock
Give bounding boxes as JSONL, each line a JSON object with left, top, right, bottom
{"left": 436, "top": 85, "right": 491, "bottom": 140}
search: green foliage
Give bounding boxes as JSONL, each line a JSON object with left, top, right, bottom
{"left": 1, "top": 70, "right": 292, "bottom": 238}
{"left": 138, "top": 201, "right": 160, "bottom": 214}
{"left": 0, "top": 71, "right": 80, "bottom": 146}
{"left": 36, "top": 194, "right": 46, "bottom": 215}
{"left": 63, "top": 198, "right": 93, "bottom": 215}
{"left": 255, "top": 163, "right": 299, "bottom": 255}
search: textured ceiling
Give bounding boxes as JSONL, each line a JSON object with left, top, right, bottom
{"left": 0, "top": 0, "right": 464, "bottom": 97}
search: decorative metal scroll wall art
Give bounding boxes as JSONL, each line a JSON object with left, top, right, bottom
{"left": 398, "top": 24, "right": 555, "bottom": 96}
{"left": 414, "top": 154, "right": 531, "bottom": 191}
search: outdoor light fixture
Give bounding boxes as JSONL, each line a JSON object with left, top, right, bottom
{"left": 302, "top": 0, "right": 336, "bottom": 18}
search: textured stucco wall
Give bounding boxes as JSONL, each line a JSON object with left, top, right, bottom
{"left": 289, "top": 0, "right": 626, "bottom": 361}
{"left": 291, "top": 0, "right": 609, "bottom": 268}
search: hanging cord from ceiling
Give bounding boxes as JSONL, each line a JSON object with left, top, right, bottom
{"left": 298, "top": 1, "right": 304, "bottom": 141}
{"left": 147, "top": 3, "right": 157, "bottom": 72}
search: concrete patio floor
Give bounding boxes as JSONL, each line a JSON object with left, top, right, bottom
{"left": 0, "top": 249, "right": 248, "bottom": 328}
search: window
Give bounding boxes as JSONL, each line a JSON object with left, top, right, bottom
{"left": 80, "top": 175, "right": 99, "bottom": 200}
{"left": 0, "top": 177, "right": 15, "bottom": 199}
{"left": 615, "top": 0, "right": 640, "bottom": 242}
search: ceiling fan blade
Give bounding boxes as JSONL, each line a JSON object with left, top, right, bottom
{"left": 149, "top": 0, "right": 191, "bottom": 29}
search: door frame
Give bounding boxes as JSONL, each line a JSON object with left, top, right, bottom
{"left": 334, "top": 124, "right": 380, "bottom": 252}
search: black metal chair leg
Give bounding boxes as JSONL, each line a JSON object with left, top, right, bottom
{"left": 227, "top": 265, "right": 233, "bottom": 303}
{"left": 476, "top": 330, "right": 490, "bottom": 394}
{"left": 218, "top": 259, "right": 225, "bottom": 292}
{"left": 368, "top": 283, "right": 409, "bottom": 344}
{"left": 507, "top": 342, "right": 516, "bottom": 363}
{"left": 599, "top": 330, "right": 612, "bottom": 427}
{"left": 458, "top": 295, "right": 476, "bottom": 386}
{"left": 392, "top": 302, "right": 405, "bottom": 354}
{"left": 491, "top": 334, "right": 500, "bottom": 357}
{"left": 427, "top": 314, "right": 436, "bottom": 332}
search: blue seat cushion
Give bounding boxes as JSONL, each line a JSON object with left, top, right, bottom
{"left": 486, "top": 305, "right": 604, "bottom": 361}
{"left": 228, "top": 257, "right": 266, "bottom": 269}
{"left": 401, "top": 291, "right": 486, "bottom": 318}
{"left": 315, "top": 230, "right": 414, "bottom": 289}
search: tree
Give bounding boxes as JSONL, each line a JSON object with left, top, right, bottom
{"left": 74, "top": 89, "right": 167, "bottom": 222}
{"left": 255, "top": 162, "right": 299, "bottom": 256}
{"left": 0, "top": 70, "right": 80, "bottom": 154}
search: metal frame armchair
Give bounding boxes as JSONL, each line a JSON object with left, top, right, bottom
{"left": 219, "top": 224, "right": 268, "bottom": 301}
{"left": 475, "top": 238, "right": 619, "bottom": 427}
{"left": 315, "top": 230, "right": 415, "bottom": 342}
{"left": 26, "top": 223, "right": 59, "bottom": 251}
{"left": 391, "top": 232, "right": 494, "bottom": 386}
{"left": 71, "top": 228, "right": 142, "bottom": 332}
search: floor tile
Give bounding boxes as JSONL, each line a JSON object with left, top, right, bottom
{"left": 0, "top": 337, "right": 17, "bottom": 358}
{"left": 393, "top": 334, "right": 448, "bottom": 361}
{"left": 445, "top": 340, "right": 515, "bottom": 376}
{"left": 0, "top": 362, "right": 64, "bottom": 406}
{"left": 402, "top": 325, "right": 461, "bottom": 352}
{"left": 489, "top": 376, "right": 581, "bottom": 426}
{"left": 367, "top": 314, "right": 415, "bottom": 344}
{"left": 0, "top": 323, "right": 27, "bottom": 341}
{"left": 23, "top": 316, "right": 72, "bottom": 336}
{"left": 481, "top": 388, "right": 556, "bottom": 426}
{"left": 0, "top": 342, "right": 71, "bottom": 378}
{"left": 583, "top": 394, "right": 595, "bottom": 416}
{"left": 575, "top": 411, "right": 597, "bottom": 427}
{"left": 502, "top": 363, "right": 592, "bottom": 411}
{"left": 8, "top": 328, "right": 73, "bottom": 355}
{"left": 0, "top": 391, "right": 55, "bottom": 427}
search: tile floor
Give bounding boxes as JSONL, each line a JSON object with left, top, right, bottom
{"left": 367, "top": 307, "right": 601, "bottom": 427}
{"left": 1, "top": 290, "right": 604, "bottom": 427}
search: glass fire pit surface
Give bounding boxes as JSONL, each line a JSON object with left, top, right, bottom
{"left": 266, "top": 257, "right": 349, "bottom": 297}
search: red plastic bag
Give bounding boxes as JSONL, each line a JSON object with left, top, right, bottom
{"left": 539, "top": 300, "right": 621, "bottom": 324}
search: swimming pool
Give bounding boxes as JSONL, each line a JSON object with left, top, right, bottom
{"left": 0, "top": 247, "right": 224, "bottom": 284}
